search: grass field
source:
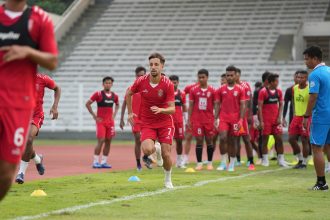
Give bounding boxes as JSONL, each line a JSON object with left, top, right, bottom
{"left": 2, "top": 156, "right": 330, "bottom": 220}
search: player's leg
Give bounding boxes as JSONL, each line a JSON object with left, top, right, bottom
{"left": 324, "top": 144, "right": 330, "bottom": 173}
{"left": 195, "top": 135, "right": 204, "bottom": 170}
{"left": 242, "top": 135, "right": 255, "bottom": 170}
{"left": 133, "top": 132, "right": 143, "bottom": 170}
{"left": 236, "top": 137, "right": 242, "bottom": 166}
{"left": 272, "top": 125, "right": 288, "bottom": 167}
{"left": 289, "top": 117, "right": 303, "bottom": 167}
{"left": 227, "top": 135, "right": 238, "bottom": 172}
{"left": 204, "top": 123, "right": 215, "bottom": 170}
{"left": 0, "top": 160, "right": 17, "bottom": 201}
{"left": 140, "top": 127, "right": 158, "bottom": 166}
{"left": 100, "top": 137, "right": 112, "bottom": 168}
{"left": 16, "top": 125, "right": 39, "bottom": 184}
{"left": 261, "top": 134, "right": 270, "bottom": 166}
{"left": 93, "top": 122, "right": 105, "bottom": 168}
{"left": 299, "top": 135, "right": 310, "bottom": 169}
{"left": 218, "top": 124, "right": 229, "bottom": 171}
{"left": 174, "top": 122, "right": 185, "bottom": 168}
{"left": 158, "top": 126, "right": 174, "bottom": 188}
{"left": 183, "top": 125, "right": 193, "bottom": 165}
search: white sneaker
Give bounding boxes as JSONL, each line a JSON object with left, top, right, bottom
{"left": 261, "top": 160, "right": 269, "bottom": 167}
{"left": 325, "top": 166, "right": 330, "bottom": 173}
{"left": 164, "top": 181, "right": 174, "bottom": 189}
{"left": 278, "top": 160, "right": 289, "bottom": 168}
{"left": 155, "top": 142, "right": 163, "bottom": 167}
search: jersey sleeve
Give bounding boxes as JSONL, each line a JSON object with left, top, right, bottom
{"left": 245, "top": 84, "right": 252, "bottom": 100}
{"left": 130, "top": 78, "right": 142, "bottom": 94}
{"left": 181, "top": 91, "right": 186, "bottom": 104}
{"left": 44, "top": 75, "right": 56, "bottom": 90}
{"left": 278, "top": 89, "right": 284, "bottom": 101}
{"left": 189, "top": 88, "right": 195, "bottom": 101}
{"left": 258, "top": 89, "right": 266, "bottom": 102}
{"left": 309, "top": 71, "right": 320, "bottom": 94}
{"left": 165, "top": 82, "right": 175, "bottom": 103}
{"left": 90, "top": 92, "right": 100, "bottom": 102}
{"left": 240, "top": 87, "right": 247, "bottom": 101}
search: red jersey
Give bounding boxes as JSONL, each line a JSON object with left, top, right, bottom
{"left": 130, "top": 74, "right": 175, "bottom": 128}
{"left": 190, "top": 85, "right": 216, "bottom": 124}
{"left": 90, "top": 91, "right": 119, "bottom": 123}
{"left": 173, "top": 89, "right": 186, "bottom": 123}
{"left": 239, "top": 81, "right": 252, "bottom": 101}
{"left": 0, "top": 6, "right": 58, "bottom": 109}
{"left": 258, "top": 87, "right": 283, "bottom": 122}
{"left": 216, "top": 84, "right": 246, "bottom": 123}
{"left": 34, "top": 73, "right": 56, "bottom": 116}
{"left": 184, "top": 83, "right": 198, "bottom": 95}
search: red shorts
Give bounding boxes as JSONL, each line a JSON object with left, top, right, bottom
{"left": 262, "top": 123, "right": 283, "bottom": 135}
{"left": 140, "top": 126, "right": 174, "bottom": 145}
{"left": 185, "top": 123, "right": 192, "bottom": 134}
{"left": 31, "top": 115, "right": 44, "bottom": 130}
{"left": 174, "top": 122, "right": 184, "bottom": 140}
{"left": 0, "top": 107, "right": 33, "bottom": 164}
{"left": 289, "top": 116, "right": 311, "bottom": 137}
{"left": 249, "top": 126, "right": 259, "bottom": 142}
{"left": 219, "top": 121, "right": 241, "bottom": 136}
{"left": 96, "top": 122, "right": 115, "bottom": 139}
{"left": 239, "top": 118, "right": 249, "bottom": 136}
{"left": 192, "top": 122, "right": 215, "bottom": 137}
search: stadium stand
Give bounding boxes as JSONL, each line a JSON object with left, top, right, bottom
{"left": 42, "top": 0, "right": 329, "bottom": 133}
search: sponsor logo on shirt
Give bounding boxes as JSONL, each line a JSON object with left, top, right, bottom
{"left": 0, "top": 31, "right": 20, "bottom": 40}
{"left": 310, "top": 81, "right": 315, "bottom": 88}
{"left": 142, "top": 89, "right": 148, "bottom": 93}
{"left": 296, "top": 94, "right": 304, "bottom": 102}
{"left": 158, "top": 89, "right": 163, "bottom": 97}
{"left": 234, "top": 91, "right": 238, "bottom": 96}
{"left": 207, "top": 91, "right": 211, "bottom": 98}
{"left": 105, "top": 100, "right": 114, "bottom": 104}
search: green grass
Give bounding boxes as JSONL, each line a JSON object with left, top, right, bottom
{"left": 1, "top": 157, "right": 330, "bottom": 220}
{"left": 34, "top": 139, "right": 134, "bottom": 146}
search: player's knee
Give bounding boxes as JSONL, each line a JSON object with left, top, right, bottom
{"left": 220, "top": 134, "right": 227, "bottom": 143}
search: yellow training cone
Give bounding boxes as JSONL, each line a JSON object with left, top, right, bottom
{"left": 308, "top": 159, "right": 314, "bottom": 166}
{"left": 31, "top": 189, "right": 47, "bottom": 197}
{"left": 185, "top": 168, "right": 196, "bottom": 173}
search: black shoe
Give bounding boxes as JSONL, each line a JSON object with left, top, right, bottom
{"left": 15, "top": 173, "right": 24, "bottom": 184}
{"left": 142, "top": 156, "right": 152, "bottom": 169}
{"left": 36, "top": 155, "right": 45, "bottom": 175}
{"left": 293, "top": 162, "right": 306, "bottom": 169}
{"left": 310, "top": 183, "right": 329, "bottom": 191}
{"left": 270, "top": 157, "right": 277, "bottom": 161}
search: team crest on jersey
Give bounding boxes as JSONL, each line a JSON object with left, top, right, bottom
{"left": 158, "top": 89, "right": 164, "bottom": 97}
{"left": 310, "top": 81, "right": 315, "bottom": 88}
{"left": 207, "top": 91, "right": 211, "bottom": 98}
{"left": 234, "top": 91, "right": 238, "bottom": 96}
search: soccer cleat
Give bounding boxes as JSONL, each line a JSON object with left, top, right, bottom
{"left": 36, "top": 155, "right": 45, "bottom": 175}
{"left": 143, "top": 156, "right": 153, "bottom": 169}
{"left": 248, "top": 164, "right": 256, "bottom": 171}
{"left": 92, "top": 162, "right": 101, "bottom": 168}
{"left": 293, "top": 162, "right": 306, "bottom": 169}
{"left": 195, "top": 163, "right": 203, "bottom": 171}
{"left": 155, "top": 142, "right": 163, "bottom": 167}
{"left": 207, "top": 164, "right": 214, "bottom": 171}
{"left": 164, "top": 181, "right": 174, "bottom": 189}
{"left": 261, "top": 160, "right": 269, "bottom": 167}
{"left": 256, "top": 158, "right": 262, "bottom": 165}
{"left": 15, "top": 173, "right": 24, "bottom": 184}
{"left": 310, "top": 183, "right": 329, "bottom": 191}
{"left": 217, "top": 162, "right": 227, "bottom": 171}
{"left": 235, "top": 161, "right": 242, "bottom": 167}
{"left": 137, "top": 164, "right": 142, "bottom": 172}
{"left": 100, "top": 163, "right": 112, "bottom": 169}
{"left": 278, "top": 161, "right": 290, "bottom": 168}
{"left": 227, "top": 164, "right": 235, "bottom": 172}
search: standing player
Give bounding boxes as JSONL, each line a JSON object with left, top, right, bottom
{"left": 16, "top": 73, "right": 61, "bottom": 184}
{"left": 120, "top": 66, "right": 153, "bottom": 171}
{"left": 215, "top": 66, "right": 246, "bottom": 172}
{"left": 169, "top": 75, "right": 187, "bottom": 168}
{"left": 258, "top": 73, "right": 287, "bottom": 167}
{"left": 86, "top": 77, "right": 119, "bottom": 169}
{"left": 126, "top": 53, "right": 175, "bottom": 189}
{"left": 0, "top": 0, "right": 58, "bottom": 200}
{"left": 188, "top": 69, "right": 217, "bottom": 171}
{"left": 303, "top": 45, "right": 330, "bottom": 190}
{"left": 283, "top": 72, "right": 299, "bottom": 127}
{"left": 251, "top": 81, "right": 262, "bottom": 162}
{"left": 234, "top": 67, "right": 255, "bottom": 170}
{"left": 182, "top": 82, "right": 198, "bottom": 165}
{"left": 288, "top": 70, "right": 311, "bottom": 169}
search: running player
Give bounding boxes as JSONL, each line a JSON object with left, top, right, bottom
{"left": 126, "top": 53, "right": 175, "bottom": 189}
{"left": 188, "top": 69, "right": 217, "bottom": 171}
{"left": 0, "top": 0, "right": 58, "bottom": 200}
{"left": 234, "top": 67, "right": 255, "bottom": 170}
{"left": 120, "top": 66, "right": 153, "bottom": 171}
{"left": 303, "top": 45, "right": 330, "bottom": 190}
{"left": 169, "top": 75, "right": 187, "bottom": 168}
{"left": 258, "top": 73, "right": 288, "bottom": 167}
{"left": 86, "top": 77, "right": 119, "bottom": 169}
{"left": 15, "top": 73, "right": 61, "bottom": 184}
{"left": 288, "top": 70, "right": 311, "bottom": 169}
{"left": 182, "top": 82, "right": 198, "bottom": 165}
{"left": 215, "top": 66, "right": 246, "bottom": 172}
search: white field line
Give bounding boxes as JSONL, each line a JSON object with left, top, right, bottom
{"left": 13, "top": 168, "right": 285, "bottom": 220}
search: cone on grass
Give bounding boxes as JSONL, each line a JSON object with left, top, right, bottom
{"left": 185, "top": 168, "right": 196, "bottom": 173}
{"left": 128, "top": 176, "right": 141, "bottom": 182}
{"left": 31, "top": 189, "right": 47, "bottom": 197}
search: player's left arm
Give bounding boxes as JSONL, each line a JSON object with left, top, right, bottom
{"left": 151, "top": 101, "right": 175, "bottom": 114}
{"left": 277, "top": 90, "right": 284, "bottom": 125}
{"left": 113, "top": 95, "right": 120, "bottom": 119}
{"left": 239, "top": 100, "right": 245, "bottom": 122}
{"left": 50, "top": 84, "right": 61, "bottom": 120}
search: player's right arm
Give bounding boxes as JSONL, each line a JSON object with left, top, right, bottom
{"left": 187, "top": 100, "right": 194, "bottom": 129}
{"left": 120, "top": 98, "right": 127, "bottom": 130}
{"left": 50, "top": 84, "right": 61, "bottom": 120}
{"left": 257, "top": 89, "right": 265, "bottom": 130}
{"left": 85, "top": 92, "right": 102, "bottom": 122}
{"left": 126, "top": 89, "right": 135, "bottom": 126}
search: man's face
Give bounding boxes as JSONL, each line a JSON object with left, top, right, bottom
{"left": 149, "top": 58, "right": 163, "bottom": 77}
{"left": 136, "top": 70, "right": 146, "bottom": 78}
{"left": 293, "top": 73, "right": 299, "bottom": 84}
{"left": 221, "top": 76, "right": 227, "bottom": 85}
{"left": 226, "top": 71, "right": 236, "bottom": 84}
{"left": 269, "top": 78, "right": 279, "bottom": 88}
{"left": 103, "top": 80, "right": 113, "bottom": 91}
{"left": 198, "top": 74, "right": 208, "bottom": 85}
{"left": 297, "top": 73, "right": 307, "bottom": 86}
{"left": 304, "top": 55, "right": 318, "bottom": 69}
{"left": 170, "top": 80, "right": 179, "bottom": 90}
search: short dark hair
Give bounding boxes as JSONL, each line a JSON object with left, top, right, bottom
{"left": 295, "top": 70, "right": 308, "bottom": 75}
{"left": 267, "top": 73, "right": 279, "bottom": 83}
{"left": 303, "top": 45, "right": 322, "bottom": 61}
{"left": 236, "top": 67, "right": 241, "bottom": 75}
{"left": 255, "top": 81, "right": 262, "bottom": 88}
{"left": 226, "top": 65, "right": 236, "bottom": 72}
{"left": 169, "top": 75, "right": 179, "bottom": 81}
{"left": 149, "top": 52, "right": 165, "bottom": 65}
{"left": 103, "top": 76, "right": 114, "bottom": 83}
{"left": 198, "top": 68, "right": 209, "bottom": 77}
{"left": 135, "top": 66, "right": 146, "bottom": 75}
{"left": 221, "top": 73, "right": 226, "bottom": 78}
{"left": 262, "top": 71, "right": 271, "bottom": 83}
